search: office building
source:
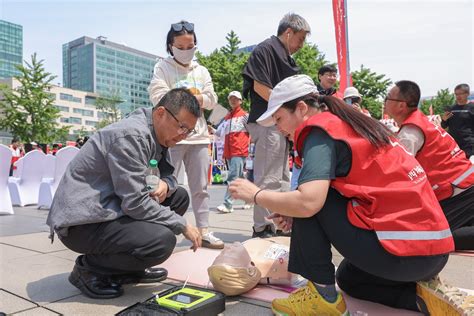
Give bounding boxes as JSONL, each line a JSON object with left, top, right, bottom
{"left": 0, "top": 20, "right": 23, "bottom": 79}
{"left": 63, "top": 36, "right": 161, "bottom": 114}
{"left": 0, "top": 77, "right": 107, "bottom": 144}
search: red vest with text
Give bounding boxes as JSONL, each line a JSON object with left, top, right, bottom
{"left": 294, "top": 112, "right": 454, "bottom": 257}
{"left": 401, "top": 110, "right": 474, "bottom": 201}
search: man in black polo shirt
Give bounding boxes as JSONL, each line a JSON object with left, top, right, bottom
{"left": 441, "top": 83, "right": 474, "bottom": 159}
{"left": 242, "top": 12, "right": 311, "bottom": 238}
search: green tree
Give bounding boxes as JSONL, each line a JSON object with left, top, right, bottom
{"left": 0, "top": 53, "right": 69, "bottom": 143}
{"left": 94, "top": 94, "right": 123, "bottom": 129}
{"left": 419, "top": 88, "right": 454, "bottom": 115}
{"left": 293, "top": 43, "right": 331, "bottom": 83}
{"left": 351, "top": 65, "right": 392, "bottom": 119}
{"left": 221, "top": 30, "right": 241, "bottom": 55}
{"left": 197, "top": 31, "right": 250, "bottom": 111}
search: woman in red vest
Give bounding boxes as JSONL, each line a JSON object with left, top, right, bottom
{"left": 229, "top": 75, "right": 469, "bottom": 316}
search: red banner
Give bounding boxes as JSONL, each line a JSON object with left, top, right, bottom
{"left": 332, "top": 0, "right": 352, "bottom": 93}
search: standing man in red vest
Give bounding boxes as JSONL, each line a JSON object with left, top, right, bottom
{"left": 216, "top": 91, "right": 250, "bottom": 213}
{"left": 385, "top": 80, "right": 474, "bottom": 250}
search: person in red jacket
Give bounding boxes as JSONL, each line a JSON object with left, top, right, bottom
{"left": 385, "top": 80, "right": 474, "bottom": 250}
{"left": 216, "top": 91, "right": 250, "bottom": 213}
{"left": 229, "top": 75, "right": 469, "bottom": 316}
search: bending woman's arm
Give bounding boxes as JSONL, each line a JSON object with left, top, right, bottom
{"left": 229, "top": 178, "right": 329, "bottom": 218}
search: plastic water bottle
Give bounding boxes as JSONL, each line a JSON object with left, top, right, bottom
{"left": 145, "top": 159, "right": 160, "bottom": 190}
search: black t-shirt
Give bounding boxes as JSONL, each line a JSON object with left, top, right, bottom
{"left": 242, "top": 36, "right": 299, "bottom": 123}
{"left": 441, "top": 103, "right": 474, "bottom": 153}
{"left": 298, "top": 127, "right": 351, "bottom": 185}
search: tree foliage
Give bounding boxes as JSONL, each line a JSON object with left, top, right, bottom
{"left": 293, "top": 43, "right": 330, "bottom": 84}
{"left": 351, "top": 65, "right": 392, "bottom": 119}
{"left": 419, "top": 88, "right": 454, "bottom": 115}
{"left": 196, "top": 32, "right": 393, "bottom": 121}
{"left": 0, "top": 53, "right": 69, "bottom": 143}
{"left": 197, "top": 31, "right": 250, "bottom": 111}
{"left": 94, "top": 93, "right": 123, "bottom": 129}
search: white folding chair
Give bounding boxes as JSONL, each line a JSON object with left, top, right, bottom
{"left": 8, "top": 150, "right": 47, "bottom": 206}
{"left": 0, "top": 144, "right": 14, "bottom": 214}
{"left": 38, "top": 146, "right": 79, "bottom": 209}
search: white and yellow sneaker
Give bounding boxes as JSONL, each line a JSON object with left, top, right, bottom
{"left": 417, "top": 275, "right": 474, "bottom": 316}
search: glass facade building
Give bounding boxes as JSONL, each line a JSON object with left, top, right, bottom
{"left": 0, "top": 20, "right": 23, "bottom": 79}
{"left": 63, "top": 36, "right": 161, "bottom": 115}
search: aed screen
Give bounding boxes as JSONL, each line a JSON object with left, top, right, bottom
{"left": 169, "top": 293, "right": 201, "bottom": 304}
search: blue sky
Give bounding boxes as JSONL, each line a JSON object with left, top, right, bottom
{"left": 0, "top": 0, "right": 472, "bottom": 97}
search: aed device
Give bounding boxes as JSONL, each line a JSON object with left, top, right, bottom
{"left": 116, "top": 285, "right": 225, "bottom": 316}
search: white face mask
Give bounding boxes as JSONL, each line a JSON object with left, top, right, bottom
{"left": 172, "top": 46, "right": 197, "bottom": 65}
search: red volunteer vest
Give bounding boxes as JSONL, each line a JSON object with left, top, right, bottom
{"left": 294, "top": 112, "right": 454, "bottom": 257}
{"left": 401, "top": 110, "right": 474, "bottom": 201}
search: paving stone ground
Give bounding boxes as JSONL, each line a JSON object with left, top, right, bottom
{"left": 1, "top": 185, "right": 472, "bottom": 315}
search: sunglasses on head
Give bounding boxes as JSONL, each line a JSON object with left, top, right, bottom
{"left": 171, "top": 22, "right": 194, "bottom": 32}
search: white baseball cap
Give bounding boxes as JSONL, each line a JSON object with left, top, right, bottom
{"left": 343, "top": 86, "right": 361, "bottom": 99}
{"left": 228, "top": 91, "right": 242, "bottom": 100}
{"left": 257, "top": 74, "right": 318, "bottom": 127}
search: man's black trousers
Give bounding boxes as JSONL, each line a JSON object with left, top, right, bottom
{"left": 60, "top": 187, "right": 189, "bottom": 275}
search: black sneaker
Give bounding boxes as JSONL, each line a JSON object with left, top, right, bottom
{"left": 252, "top": 224, "right": 275, "bottom": 238}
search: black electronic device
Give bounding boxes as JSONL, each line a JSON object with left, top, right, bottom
{"left": 116, "top": 285, "right": 225, "bottom": 316}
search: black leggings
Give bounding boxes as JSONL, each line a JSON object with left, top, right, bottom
{"left": 440, "top": 185, "right": 474, "bottom": 250}
{"left": 60, "top": 186, "right": 189, "bottom": 275}
{"left": 288, "top": 188, "right": 448, "bottom": 311}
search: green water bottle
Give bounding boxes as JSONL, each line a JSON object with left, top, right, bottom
{"left": 145, "top": 159, "right": 160, "bottom": 190}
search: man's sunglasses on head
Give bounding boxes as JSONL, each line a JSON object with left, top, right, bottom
{"left": 171, "top": 22, "right": 194, "bottom": 32}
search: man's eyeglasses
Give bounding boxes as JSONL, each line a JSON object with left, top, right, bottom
{"left": 384, "top": 96, "right": 406, "bottom": 104}
{"left": 164, "top": 107, "right": 196, "bottom": 136}
{"left": 171, "top": 22, "right": 194, "bottom": 33}
{"left": 323, "top": 72, "right": 339, "bottom": 79}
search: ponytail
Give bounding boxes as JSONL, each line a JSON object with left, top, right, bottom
{"left": 320, "top": 96, "right": 393, "bottom": 148}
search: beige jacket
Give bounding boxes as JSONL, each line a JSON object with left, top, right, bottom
{"left": 148, "top": 57, "right": 218, "bottom": 144}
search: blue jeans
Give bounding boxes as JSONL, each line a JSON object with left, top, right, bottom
{"left": 223, "top": 157, "right": 245, "bottom": 208}
{"left": 290, "top": 166, "right": 301, "bottom": 190}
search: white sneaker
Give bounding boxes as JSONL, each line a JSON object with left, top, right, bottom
{"left": 243, "top": 203, "right": 253, "bottom": 210}
{"left": 201, "top": 232, "right": 225, "bottom": 249}
{"left": 216, "top": 204, "right": 233, "bottom": 213}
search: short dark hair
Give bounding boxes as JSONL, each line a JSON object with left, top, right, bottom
{"left": 454, "top": 83, "right": 470, "bottom": 94}
{"left": 318, "top": 64, "right": 337, "bottom": 77}
{"left": 395, "top": 80, "right": 420, "bottom": 108}
{"left": 11, "top": 137, "right": 19, "bottom": 144}
{"left": 166, "top": 20, "right": 197, "bottom": 56}
{"left": 157, "top": 88, "right": 200, "bottom": 118}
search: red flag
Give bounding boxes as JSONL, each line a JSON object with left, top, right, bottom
{"left": 429, "top": 104, "right": 434, "bottom": 116}
{"left": 332, "top": 0, "right": 353, "bottom": 93}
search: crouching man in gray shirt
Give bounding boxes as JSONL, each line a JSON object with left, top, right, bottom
{"left": 47, "top": 88, "right": 202, "bottom": 299}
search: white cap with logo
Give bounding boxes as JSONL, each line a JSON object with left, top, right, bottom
{"left": 257, "top": 75, "right": 318, "bottom": 127}
{"left": 228, "top": 91, "right": 242, "bottom": 100}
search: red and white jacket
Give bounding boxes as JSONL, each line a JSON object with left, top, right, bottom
{"left": 294, "top": 112, "right": 454, "bottom": 257}
{"left": 217, "top": 106, "right": 250, "bottom": 159}
{"left": 400, "top": 110, "right": 474, "bottom": 201}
